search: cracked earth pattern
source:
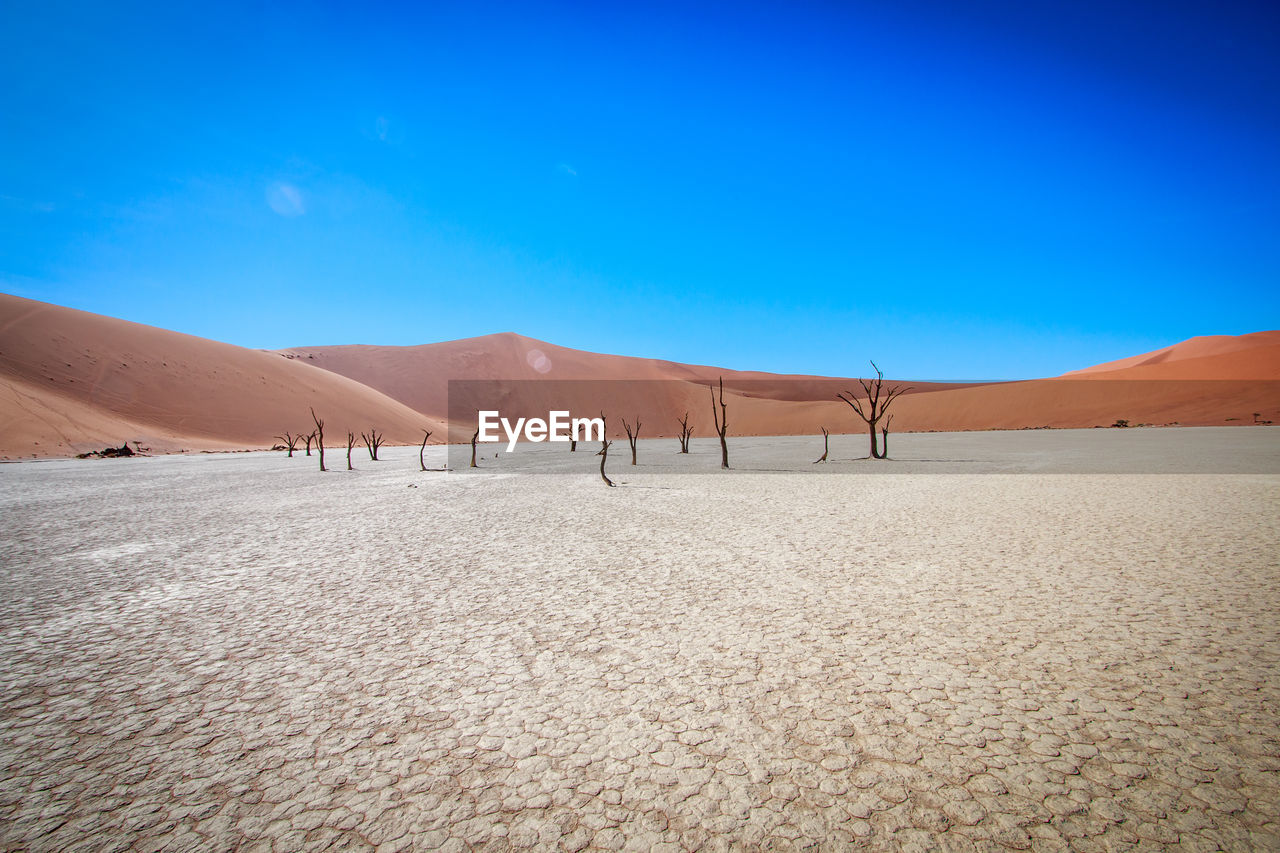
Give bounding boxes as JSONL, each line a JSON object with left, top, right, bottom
{"left": 2, "top": 446, "right": 1279, "bottom": 851}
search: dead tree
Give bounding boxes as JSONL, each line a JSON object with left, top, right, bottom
{"left": 880, "top": 414, "right": 893, "bottom": 459}
{"left": 275, "top": 432, "right": 300, "bottom": 457}
{"left": 346, "top": 431, "right": 357, "bottom": 470}
{"left": 361, "top": 428, "right": 384, "bottom": 461}
{"left": 596, "top": 412, "right": 616, "bottom": 485}
{"left": 597, "top": 440, "right": 615, "bottom": 486}
{"left": 837, "top": 361, "right": 911, "bottom": 460}
{"left": 710, "top": 377, "right": 729, "bottom": 468}
{"left": 419, "top": 430, "right": 432, "bottom": 471}
{"left": 569, "top": 436, "right": 577, "bottom": 451}
{"left": 303, "top": 430, "right": 315, "bottom": 456}
{"left": 676, "top": 411, "right": 692, "bottom": 453}
{"left": 310, "top": 408, "right": 326, "bottom": 472}
{"left": 814, "top": 427, "right": 830, "bottom": 464}
{"left": 470, "top": 428, "right": 479, "bottom": 468}
{"left": 622, "top": 416, "right": 641, "bottom": 465}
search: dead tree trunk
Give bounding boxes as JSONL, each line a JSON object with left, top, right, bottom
{"left": 346, "top": 432, "right": 356, "bottom": 470}
{"left": 880, "top": 414, "right": 892, "bottom": 459}
{"left": 622, "top": 416, "right": 641, "bottom": 465}
{"left": 303, "top": 431, "right": 315, "bottom": 456}
{"left": 676, "top": 411, "right": 692, "bottom": 453}
{"left": 597, "top": 440, "right": 615, "bottom": 486}
{"left": 710, "top": 377, "right": 729, "bottom": 468}
{"left": 275, "top": 433, "right": 299, "bottom": 457}
{"left": 470, "top": 428, "right": 479, "bottom": 468}
{"left": 361, "top": 429, "right": 384, "bottom": 461}
{"left": 569, "top": 437, "right": 577, "bottom": 451}
{"left": 814, "top": 427, "right": 830, "bottom": 463}
{"left": 310, "top": 408, "right": 326, "bottom": 472}
{"left": 419, "top": 430, "right": 432, "bottom": 471}
{"left": 837, "top": 361, "right": 910, "bottom": 460}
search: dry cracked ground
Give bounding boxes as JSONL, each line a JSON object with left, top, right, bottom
{"left": 2, "top": 429, "right": 1279, "bottom": 851}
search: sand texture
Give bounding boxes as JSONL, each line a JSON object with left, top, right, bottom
{"left": 2, "top": 428, "right": 1278, "bottom": 851}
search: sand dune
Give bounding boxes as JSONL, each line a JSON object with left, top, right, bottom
{"left": 289, "top": 333, "right": 1280, "bottom": 442}
{"left": 282, "top": 336, "right": 974, "bottom": 443}
{"left": 2, "top": 293, "right": 1277, "bottom": 457}
{"left": 278, "top": 333, "right": 976, "bottom": 418}
{"left": 1061, "top": 343, "right": 1280, "bottom": 381}
{"left": 1064, "top": 331, "right": 1280, "bottom": 377}
{"left": 0, "top": 294, "right": 441, "bottom": 458}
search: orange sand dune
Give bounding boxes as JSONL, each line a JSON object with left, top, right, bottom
{"left": 1061, "top": 344, "right": 1280, "bottom": 381}
{"left": 0, "top": 294, "right": 441, "bottom": 458}
{"left": 1064, "top": 331, "right": 1280, "bottom": 377}
{"left": 2, "top": 293, "right": 1277, "bottom": 458}
{"left": 279, "top": 335, "right": 975, "bottom": 442}
{"left": 290, "top": 332, "right": 1280, "bottom": 441}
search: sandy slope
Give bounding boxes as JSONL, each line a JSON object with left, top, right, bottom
{"left": 0, "top": 293, "right": 441, "bottom": 458}
{"left": 3, "top": 292, "right": 1278, "bottom": 456}
{"left": 279, "top": 334, "right": 976, "bottom": 424}
{"left": 1061, "top": 344, "right": 1280, "bottom": 381}
{"left": 1064, "top": 331, "right": 1280, "bottom": 376}
{"left": 288, "top": 333, "right": 1280, "bottom": 440}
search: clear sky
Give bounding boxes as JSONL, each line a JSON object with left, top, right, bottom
{"left": 2, "top": 1, "right": 1277, "bottom": 379}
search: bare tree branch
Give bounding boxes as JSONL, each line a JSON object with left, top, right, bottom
{"left": 622, "top": 416, "right": 641, "bottom": 465}
{"left": 837, "top": 361, "right": 912, "bottom": 459}
{"left": 361, "top": 429, "right": 384, "bottom": 461}
{"left": 597, "top": 440, "right": 615, "bottom": 486}
{"left": 310, "top": 408, "right": 326, "bottom": 472}
{"left": 814, "top": 426, "right": 830, "bottom": 464}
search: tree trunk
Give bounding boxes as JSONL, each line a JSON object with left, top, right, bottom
{"left": 599, "top": 443, "right": 614, "bottom": 486}
{"left": 868, "top": 423, "right": 879, "bottom": 459}
{"left": 710, "top": 378, "right": 729, "bottom": 469}
{"left": 814, "top": 428, "right": 829, "bottom": 464}
{"left": 310, "top": 409, "right": 325, "bottom": 472}
{"left": 470, "top": 429, "right": 479, "bottom": 468}
{"left": 880, "top": 427, "right": 888, "bottom": 458}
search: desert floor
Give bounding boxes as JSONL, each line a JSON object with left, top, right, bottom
{"left": 2, "top": 427, "right": 1278, "bottom": 851}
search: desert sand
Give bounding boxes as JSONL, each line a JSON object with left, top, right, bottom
{"left": 0, "top": 293, "right": 442, "bottom": 457}
{"left": 2, "top": 427, "right": 1278, "bottom": 851}
{"left": 1063, "top": 331, "right": 1280, "bottom": 378}
{"left": 3, "top": 293, "right": 1278, "bottom": 458}
{"left": 286, "top": 334, "right": 1280, "bottom": 443}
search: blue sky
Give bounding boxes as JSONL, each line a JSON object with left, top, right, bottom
{"left": 2, "top": 1, "right": 1277, "bottom": 379}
